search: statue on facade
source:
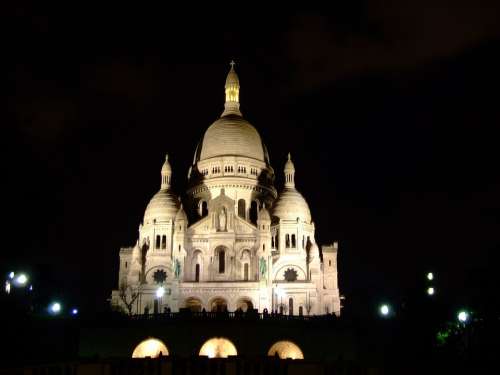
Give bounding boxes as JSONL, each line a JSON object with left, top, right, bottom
{"left": 259, "top": 256, "right": 267, "bottom": 278}
{"left": 174, "top": 258, "right": 181, "bottom": 279}
{"left": 218, "top": 207, "right": 227, "bottom": 231}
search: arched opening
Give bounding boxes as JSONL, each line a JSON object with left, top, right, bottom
{"left": 210, "top": 297, "right": 228, "bottom": 312}
{"left": 285, "top": 234, "right": 290, "bottom": 248}
{"left": 244, "top": 263, "right": 249, "bottom": 281}
{"left": 161, "top": 235, "right": 166, "bottom": 249}
{"left": 249, "top": 200, "right": 258, "bottom": 224}
{"left": 299, "top": 306, "right": 303, "bottom": 316}
{"left": 215, "top": 246, "right": 226, "bottom": 273}
{"left": 238, "top": 199, "right": 246, "bottom": 219}
{"left": 267, "top": 341, "right": 304, "bottom": 360}
{"left": 199, "top": 337, "right": 237, "bottom": 358}
{"left": 236, "top": 297, "right": 253, "bottom": 312}
{"left": 132, "top": 338, "right": 169, "bottom": 358}
{"left": 291, "top": 234, "right": 296, "bottom": 248}
{"left": 289, "top": 297, "right": 294, "bottom": 315}
{"left": 185, "top": 297, "right": 202, "bottom": 312}
{"left": 201, "top": 201, "right": 208, "bottom": 217}
{"left": 155, "top": 235, "right": 161, "bottom": 249}
{"left": 193, "top": 250, "right": 202, "bottom": 281}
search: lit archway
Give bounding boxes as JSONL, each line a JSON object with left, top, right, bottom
{"left": 132, "top": 338, "right": 169, "bottom": 358}
{"left": 267, "top": 340, "right": 304, "bottom": 360}
{"left": 236, "top": 297, "right": 254, "bottom": 312}
{"left": 185, "top": 297, "right": 202, "bottom": 312}
{"left": 199, "top": 337, "right": 237, "bottom": 358}
{"left": 210, "top": 297, "right": 228, "bottom": 312}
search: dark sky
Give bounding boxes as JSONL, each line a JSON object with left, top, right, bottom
{"left": 4, "top": 4, "right": 500, "bottom": 314}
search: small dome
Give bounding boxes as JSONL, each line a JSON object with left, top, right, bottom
{"left": 198, "top": 115, "right": 266, "bottom": 162}
{"left": 175, "top": 205, "right": 188, "bottom": 222}
{"left": 144, "top": 190, "right": 179, "bottom": 224}
{"left": 272, "top": 188, "right": 311, "bottom": 223}
{"left": 259, "top": 205, "right": 271, "bottom": 221}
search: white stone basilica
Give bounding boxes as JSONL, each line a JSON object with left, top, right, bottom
{"left": 111, "top": 63, "right": 341, "bottom": 316}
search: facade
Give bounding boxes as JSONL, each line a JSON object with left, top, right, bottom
{"left": 111, "top": 63, "right": 341, "bottom": 316}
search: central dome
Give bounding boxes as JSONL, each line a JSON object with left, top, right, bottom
{"left": 199, "top": 114, "right": 265, "bottom": 161}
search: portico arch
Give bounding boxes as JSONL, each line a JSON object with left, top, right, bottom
{"left": 210, "top": 297, "right": 228, "bottom": 312}
{"left": 185, "top": 297, "right": 203, "bottom": 312}
{"left": 236, "top": 297, "right": 254, "bottom": 312}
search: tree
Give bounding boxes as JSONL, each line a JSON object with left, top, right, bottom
{"left": 118, "top": 283, "right": 140, "bottom": 315}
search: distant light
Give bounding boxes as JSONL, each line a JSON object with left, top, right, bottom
{"left": 380, "top": 304, "right": 390, "bottom": 316}
{"left": 71, "top": 308, "right": 78, "bottom": 315}
{"left": 458, "top": 310, "right": 469, "bottom": 323}
{"left": 427, "top": 287, "right": 435, "bottom": 295}
{"left": 427, "top": 272, "right": 434, "bottom": 281}
{"left": 50, "top": 302, "right": 62, "bottom": 314}
{"left": 9, "top": 272, "right": 15, "bottom": 279}
{"left": 29, "top": 285, "right": 33, "bottom": 291}
{"left": 15, "top": 274, "right": 28, "bottom": 286}
{"left": 5, "top": 281, "right": 11, "bottom": 294}
{"left": 156, "top": 287, "right": 165, "bottom": 298}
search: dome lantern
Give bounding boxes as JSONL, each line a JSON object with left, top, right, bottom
{"left": 222, "top": 60, "right": 242, "bottom": 117}
{"left": 161, "top": 154, "right": 172, "bottom": 190}
{"left": 284, "top": 153, "right": 295, "bottom": 188}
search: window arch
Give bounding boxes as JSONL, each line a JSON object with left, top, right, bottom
{"left": 161, "top": 235, "right": 166, "bottom": 249}
{"left": 156, "top": 235, "right": 161, "bottom": 249}
{"left": 238, "top": 199, "right": 246, "bottom": 219}
{"left": 201, "top": 201, "right": 208, "bottom": 217}
{"left": 249, "top": 200, "right": 258, "bottom": 224}
{"left": 285, "top": 234, "right": 290, "bottom": 248}
{"left": 291, "top": 234, "right": 296, "bottom": 248}
{"left": 218, "top": 249, "right": 225, "bottom": 273}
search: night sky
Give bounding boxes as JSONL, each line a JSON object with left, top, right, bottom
{"left": 4, "top": 4, "right": 500, "bottom": 315}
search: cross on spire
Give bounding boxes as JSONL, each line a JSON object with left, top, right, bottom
{"left": 230, "top": 60, "right": 235, "bottom": 68}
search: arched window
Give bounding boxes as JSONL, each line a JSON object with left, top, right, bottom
{"left": 329, "top": 260, "right": 332, "bottom": 267}
{"left": 249, "top": 201, "right": 258, "bottom": 224}
{"left": 299, "top": 306, "right": 303, "bottom": 316}
{"left": 285, "top": 234, "right": 290, "bottom": 248}
{"left": 291, "top": 234, "right": 296, "bottom": 248}
{"left": 238, "top": 199, "right": 246, "bottom": 219}
{"left": 156, "top": 235, "right": 161, "bottom": 249}
{"left": 218, "top": 250, "right": 225, "bottom": 273}
{"left": 289, "top": 298, "right": 294, "bottom": 316}
{"left": 195, "top": 264, "right": 200, "bottom": 282}
{"left": 161, "top": 235, "right": 166, "bottom": 249}
{"left": 244, "top": 263, "right": 249, "bottom": 281}
{"left": 201, "top": 201, "right": 208, "bottom": 217}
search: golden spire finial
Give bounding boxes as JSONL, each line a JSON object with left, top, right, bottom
{"left": 222, "top": 60, "right": 241, "bottom": 116}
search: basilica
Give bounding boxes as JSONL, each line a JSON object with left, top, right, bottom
{"left": 111, "top": 63, "right": 341, "bottom": 316}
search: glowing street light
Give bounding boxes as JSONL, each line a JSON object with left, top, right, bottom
{"left": 9, "top": 272, "right": 15, "bottom": 279}
{"left": 379, "top": 304, "right": 390, "bottom": 317}
{"left": 427, "top": 272, "right": 434, "bottom": 281}
{"left": 71, "top": 308, "right": 78, "bottom": 315}
{"left": 457, "top": 310, "right": 469, "bottom": 323}
{"left": 15, "top": 273, "right": 28, "bottom": 286}
{"left": 156, "top": 287, "right": 165, "bottom": 298}
{"left": 427, "top": 287, "right": 435, "bottom": 295}
{"left": 50, "top": 302, "right": 62, "bottom": 314}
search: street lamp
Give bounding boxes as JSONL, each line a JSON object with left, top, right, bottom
{"left": 458, "top": 310, "right": 469, "bottom": 323}
{"left": 71, "top": 308, "right": 78, "bottom": 315}
{"left": 427, "top": 287, "right": 435, "bottom": 295}
{"left": 15, "top": 273, "right": 28, "bottom": 286}
{"left": 49, "top": 302, "right": 62, "bottom": 314}
{"left": 379, "top": 304, "right": 391, "bottom": 317}
{"left": 427, "top": 272, "right": 434, "bottom": 281}
{"left": 156, "top": 287, "right": 165, "bottom": 298}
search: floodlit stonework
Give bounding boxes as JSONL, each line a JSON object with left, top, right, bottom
{"left": 111, "top": 63, "right": 341, "bottom": 316}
